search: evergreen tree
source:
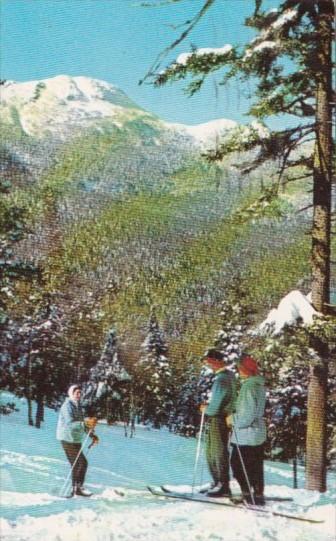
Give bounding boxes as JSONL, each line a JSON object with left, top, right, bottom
{"left": 267, "top": 357, "right": 336, "bottom": 468}
{"left": 255, "top": 320, "right": 336, "bottom": 473}
{"left": 62, "top": 291, "right": 106, "bottom": 384}
{"left": 172, "top": 284, "right": 251, "bottom": 436}
{"left": 145, "top": 0, "right": 335, "bottom": 491}
{"left": 196, "top": 364, "right": 215, "bottom": 406}
{"left": 171, "top": 360, "right": 202, "bottom": 437}
{"left": 138, "top": 309, "right": 173, "bottom": 428}
{"left": 0, "top": 177, "right": 41, "bottom": 420}
{"left": 214, "top": 278, "right": 251, "bottom": 365}
{"left": 84, "top": 328, "right": 131, "bottom": 423}
{"left": 200, "top": 281, "right": 251, "bottom": 404}
{"left": 267, "top": 362, "right": 308, "bottom": 464}
{"left": 8, "top": 296, "right": 65, "bottom": 427}
{"left": 0, "top": 178, "right": 38, "bottom": 326}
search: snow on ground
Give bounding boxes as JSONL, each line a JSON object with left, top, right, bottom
{"left": 0, "top": 392, "right": 335, "bottom": 541}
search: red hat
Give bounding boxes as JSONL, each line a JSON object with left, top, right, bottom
{"left": 239, "top": 355, "right": 259, "bottom": 376}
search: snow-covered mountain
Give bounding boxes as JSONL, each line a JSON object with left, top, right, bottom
{"left": 0, "top": 75, "right": 241, "bottom": 196}
{"left": 1, "top": 75, "right": 155, "bottom": 138}
{"left": 0, "top": 75, "right": 236, "bottom": 147}
{"left": 169, "top": 117, "right": 238, "bottom": 147}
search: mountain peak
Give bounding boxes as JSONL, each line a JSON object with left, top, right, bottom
{"left": 1, "top": 75, "right": 141, "bottom": 137}
{"left": 2, "top": 75, "right": 136, "bottom": 108}
{"left": 1, "top": 75, "right": 237, "bottom": 147}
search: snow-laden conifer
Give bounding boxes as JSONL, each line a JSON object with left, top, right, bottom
{"left": 6, "top": 297, "right": 65, "bottom": 427}
{"left": 138, "top": 309, "right": 173, "bottom": 428}
{"left": 84, "top": 328, "right": 131, "bottom": 423}
{"left": 169, "top": 361, "right": 200, "bottom": 437}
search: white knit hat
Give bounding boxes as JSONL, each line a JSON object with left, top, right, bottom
{"left": 68, "top": 384, "right": 81, "bottom": 400}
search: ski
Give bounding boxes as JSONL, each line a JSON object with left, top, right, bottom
{"left": 62, "top": 491, "right": 92, "bottom": 499}
{"left": 160, "top": 485, "right": 293, "bottom": 503}
{"left": 147, "top": 487, "right": 324, "bottom": 524}
{"left": 63, "top": 488, "right": 124, "bottom": 499}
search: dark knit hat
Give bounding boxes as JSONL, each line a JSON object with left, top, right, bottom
{"left": 202, "top": 348, "right": 225, "bottom": 362}
{"left": 238, "top": 355, "right": 259, "bottom": 376}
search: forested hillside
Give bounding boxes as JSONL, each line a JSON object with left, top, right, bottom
{"left": 1, "top": 75, "right": 314, "bottom": 434}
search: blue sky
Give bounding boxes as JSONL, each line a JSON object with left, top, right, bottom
{"left": 2, "top": 0, "right": 279, "bottom": 126}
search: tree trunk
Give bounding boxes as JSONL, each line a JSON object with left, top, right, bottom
{"left": 27, "top": 397, "right": 34, "bottom": 426}
{"left": 35, "top": 399, "right": 44, "bottom": 428}
{"left": 306, "top": 0, "right": 333, "bottom": 493}
{"left": 26, "top": 345, "right": 34, "bottom": 426}
{"left": 306, "top": 361, "right": 328, "bottom": 491}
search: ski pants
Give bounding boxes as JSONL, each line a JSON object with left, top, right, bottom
{"left": 61, "top": 441, "right": 88, "bottom": 487}
{"left": 230, "top": 443, "right": 264, "bottom": 496}
{"left": 206, "top": 417, "right": 230, "bottom": 489}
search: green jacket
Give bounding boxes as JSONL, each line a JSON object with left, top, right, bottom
{"left": 231, "top": 375, "right": 266, "bottom": 446}
{"left": 205, "top": 369, "right": 236, "bottom": 417}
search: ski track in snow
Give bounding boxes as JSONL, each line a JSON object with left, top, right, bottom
{"left": 0, "top": 395, "right": 335, "bottom": 541}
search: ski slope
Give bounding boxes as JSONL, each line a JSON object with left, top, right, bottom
{"left": 0, "top": 392, "right": 335, "bottom": 541}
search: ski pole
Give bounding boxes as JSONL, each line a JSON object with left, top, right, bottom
{"left": 232, "top": 424, "right": 255, "bottom": 505}
{"left": 192, "top": 408, "right": 206, "bottom": 494}
{"left": 59, "top": 430, "right": 92, "bottom": 497}
{"left": 199, "top": 420, "right": 209, "bottom": 490}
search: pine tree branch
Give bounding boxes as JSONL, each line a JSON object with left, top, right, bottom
{"left": 282, "top": 173, "right": 312, "bottom": 183}
{"left": 140, "top": 0, "right": 216, "bottom": 84}
{"left": 297, "top": 204, "right": 314, "bottom": 214}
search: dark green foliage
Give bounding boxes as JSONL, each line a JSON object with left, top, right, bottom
{"left": 0, "top": 178, "right": 39, "bottom": 325}
{"left": 170, "top": 361, "right": 201, "bottom": 437}
{"left": 33, "top": 82, "right": 46, "bottom": 102}
{"left": 2, "top": 295, "right": 67, "bottom": 426}
{"left": 171, "top": 280, "right": 251, "bottom": 436}
{"left": 83, "top": 328, "right": 131, "bottom": 423}
{"left": 254, "top": 319, "right": 336, "bottom": 464}
{"left": 137, "top": 309, "right": 173, "bottom": 428}
{"left": 214, "top": 277, "right": 252, "bottom": 362}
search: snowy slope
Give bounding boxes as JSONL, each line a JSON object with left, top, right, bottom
{"left": 0, "top": 75, "right": 236, "bottom": 148}
{"left": 0, "top": 392, "right": 335, "bottom": 541}
{"left": 169, "top": 117, "right": 238, "bottom": 148}
{"left": 0, "top": 75, "right": 151, "bottom": 138}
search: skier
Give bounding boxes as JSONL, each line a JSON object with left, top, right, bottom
{"left": 227, "top": 355, "right": 266, "bottom": 505}
{"left": 56, "top": 384, "right": 99, "bottom": 497}
{"left": 200, "top": 349, "right": 236, "bottom": 497}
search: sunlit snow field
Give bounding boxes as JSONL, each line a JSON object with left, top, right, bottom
{"left": 0, "top": 392, "right": 335, "bottom": 541}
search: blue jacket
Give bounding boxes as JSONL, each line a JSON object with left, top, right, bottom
{"left": 205, "top": 369, "right": 236, "bottom": 417}
{"left": 231, "top": 375, "right": 266, "bottom": 446}
{"left": 56, "top": 398, "right": 86, "bottom": 443}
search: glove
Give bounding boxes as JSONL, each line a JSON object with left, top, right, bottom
{"left": 85, "top": 417, "right": 98, "bottom": 430}
{"left": 226, "top": 414, "right": 233, "bottom": 429}
{"left": 90, "top": 434, "right": 99, "bottom": 446}
{"left": 199, "top": 403, "right": 207, "bottom": 413}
